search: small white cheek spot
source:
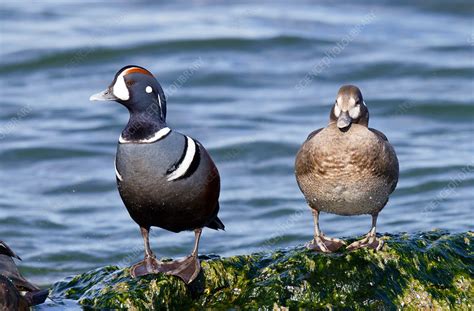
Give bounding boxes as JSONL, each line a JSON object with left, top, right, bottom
{"left": 146, "top": 86, "right": 153, "bottom": 93}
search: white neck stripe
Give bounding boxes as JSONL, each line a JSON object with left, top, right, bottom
{"left": 119, "top": 127, "right": 171, "bottom": 144}
{"left": 157, "top": 94, "right": 164, "bottom": 119}
{"left": 167, "top": 136, "right": 196, "bottom": 181}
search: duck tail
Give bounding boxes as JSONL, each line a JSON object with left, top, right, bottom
{"left": 206, "top": 216, "right": 225, "bottom": 231}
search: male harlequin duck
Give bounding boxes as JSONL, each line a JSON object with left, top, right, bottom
{"left": 90, "top": 66, "right": 224, "bottom": 284}
{"left": 295, "top": 85, "right": 399, "bottom": 252}
{"left": 0, "top": 241, "right": 48, "bottom": 309}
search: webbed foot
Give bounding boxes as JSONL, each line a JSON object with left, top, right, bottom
{"left": 162, "top": 254, "right": 201, "bottom": 284}
{"left": 306, "top": 234, "right": 346, "bottom": 253}
{"left": 130, "top": 256, "right": 162, "bottom": 277}
{"left": 346, "top": 234, "right": 384, "bottom": 251}
{"left": 130, "top": 254, "right": 201, "bottom": 284}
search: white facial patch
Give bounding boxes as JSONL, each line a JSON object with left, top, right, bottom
{"left": 146, "top": 86, "right": 153, "bottom": 93}
{"left": 349, "top": 97, "right": 356, "bottom": 107}
{"left": 112, "top": 71, "right": 130, "bottom": 100}
{"left": 334, "top": 104, "right": 341, "bottom": 117}
{"left": 349, "top": 105, "right": 361, "bottom": 119}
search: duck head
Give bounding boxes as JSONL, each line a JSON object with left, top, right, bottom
{"left": 330, "top": 85, "right": 369, "bottom": 131}
{"left": 90, "top": 65, "right": 167, "bottom": 122}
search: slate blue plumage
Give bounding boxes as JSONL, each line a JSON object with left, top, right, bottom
{"left": 90, "top": 65, "right": 224, "bottom": 284}
{"left": 116, "top": 131, "right": 222, "bottom": 232}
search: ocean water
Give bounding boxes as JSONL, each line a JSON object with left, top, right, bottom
{"left": 0, "top": 0, "right": 472, "bottom": 306}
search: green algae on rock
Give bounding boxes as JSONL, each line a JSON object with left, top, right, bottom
{"left": 50, "top": 231, "right": 473, "bottom": 309}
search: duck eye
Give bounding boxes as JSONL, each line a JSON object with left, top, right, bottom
{"left": 145, "top": 86, "right": 153, "bottom": 94}
{"left": 125, "top": 80, "right": 135, "bottom": 87}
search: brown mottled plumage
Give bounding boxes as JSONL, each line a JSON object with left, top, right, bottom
{"left": 295, "top": 85, "right": 399, "bottom": 252}
{"left": 0, "top": 241, "right": 48, "bottom": 308}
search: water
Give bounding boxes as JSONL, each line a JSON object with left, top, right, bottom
{"left": 0, "top": 0, "right": 472, "bottom": 301}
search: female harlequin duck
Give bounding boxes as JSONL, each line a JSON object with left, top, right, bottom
{"left": 295, "top": 85, "right": 399, "bottom": 252}
{"left": 90, "top": 66, "right": 224, "bottom": 284}
{"left": 0, "top": 241, "right": 48, "bottom": 309}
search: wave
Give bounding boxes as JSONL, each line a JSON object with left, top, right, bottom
{"left": 338, "top": 61, "right": 474, "bottom": 81}
{"left": 378, "top": 101, "right": 474, "bottom": 118}
{"left": 0, "top": 35, "right": 326, "bottom": 75}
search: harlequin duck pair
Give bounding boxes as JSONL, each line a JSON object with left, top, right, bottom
{"left": 90, "top": 66, "right": 398, "bottom": 284}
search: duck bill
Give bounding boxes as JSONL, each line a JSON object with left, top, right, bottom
{"left": 89, "top": 89, "right": 118, "bottom": 101}
{"left": 337, "top": 111, "right": 352, "bottom": 129}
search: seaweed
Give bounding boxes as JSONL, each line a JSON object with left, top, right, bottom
{"left": 50, "top": 230, "right": 474, "bottom": 309}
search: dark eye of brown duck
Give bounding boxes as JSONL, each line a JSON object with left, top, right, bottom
{"left": 126, "top": 80, "right": 135, "bottom": 87}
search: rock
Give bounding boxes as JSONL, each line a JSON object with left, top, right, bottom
{"left": 50, "top": 230, "right": 473, "bottom": 309}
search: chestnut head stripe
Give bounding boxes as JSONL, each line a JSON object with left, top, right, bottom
{"left": 123, "top": 67, "right": 154, "bottom": 77}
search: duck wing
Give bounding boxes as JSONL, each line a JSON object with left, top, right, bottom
{"left": 369, "top": 128, "right": 388, "bottom": 141}
{"left": 305, "top": 128, "right": 324, "bottom": 142}
{"left": 0, "top": 242, "right": 40, "bottom": 292}
{"left": 369, "top": 128, "right": 399, "bottom": 194}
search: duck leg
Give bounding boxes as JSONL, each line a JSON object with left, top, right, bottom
{"left": 163, "top": 228, "right": 202, "bottom": 284}
{"left": 130, "top": 227, "right": 203, "bottom": 283}
{"left": 130, "top": 226, "right": 161, "bottom": 277}
{"left": 306, "top": 209, "right": 346, "bottom": 253}
{"left": 347, "top": 213, "right": 384, "bottom": 251}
